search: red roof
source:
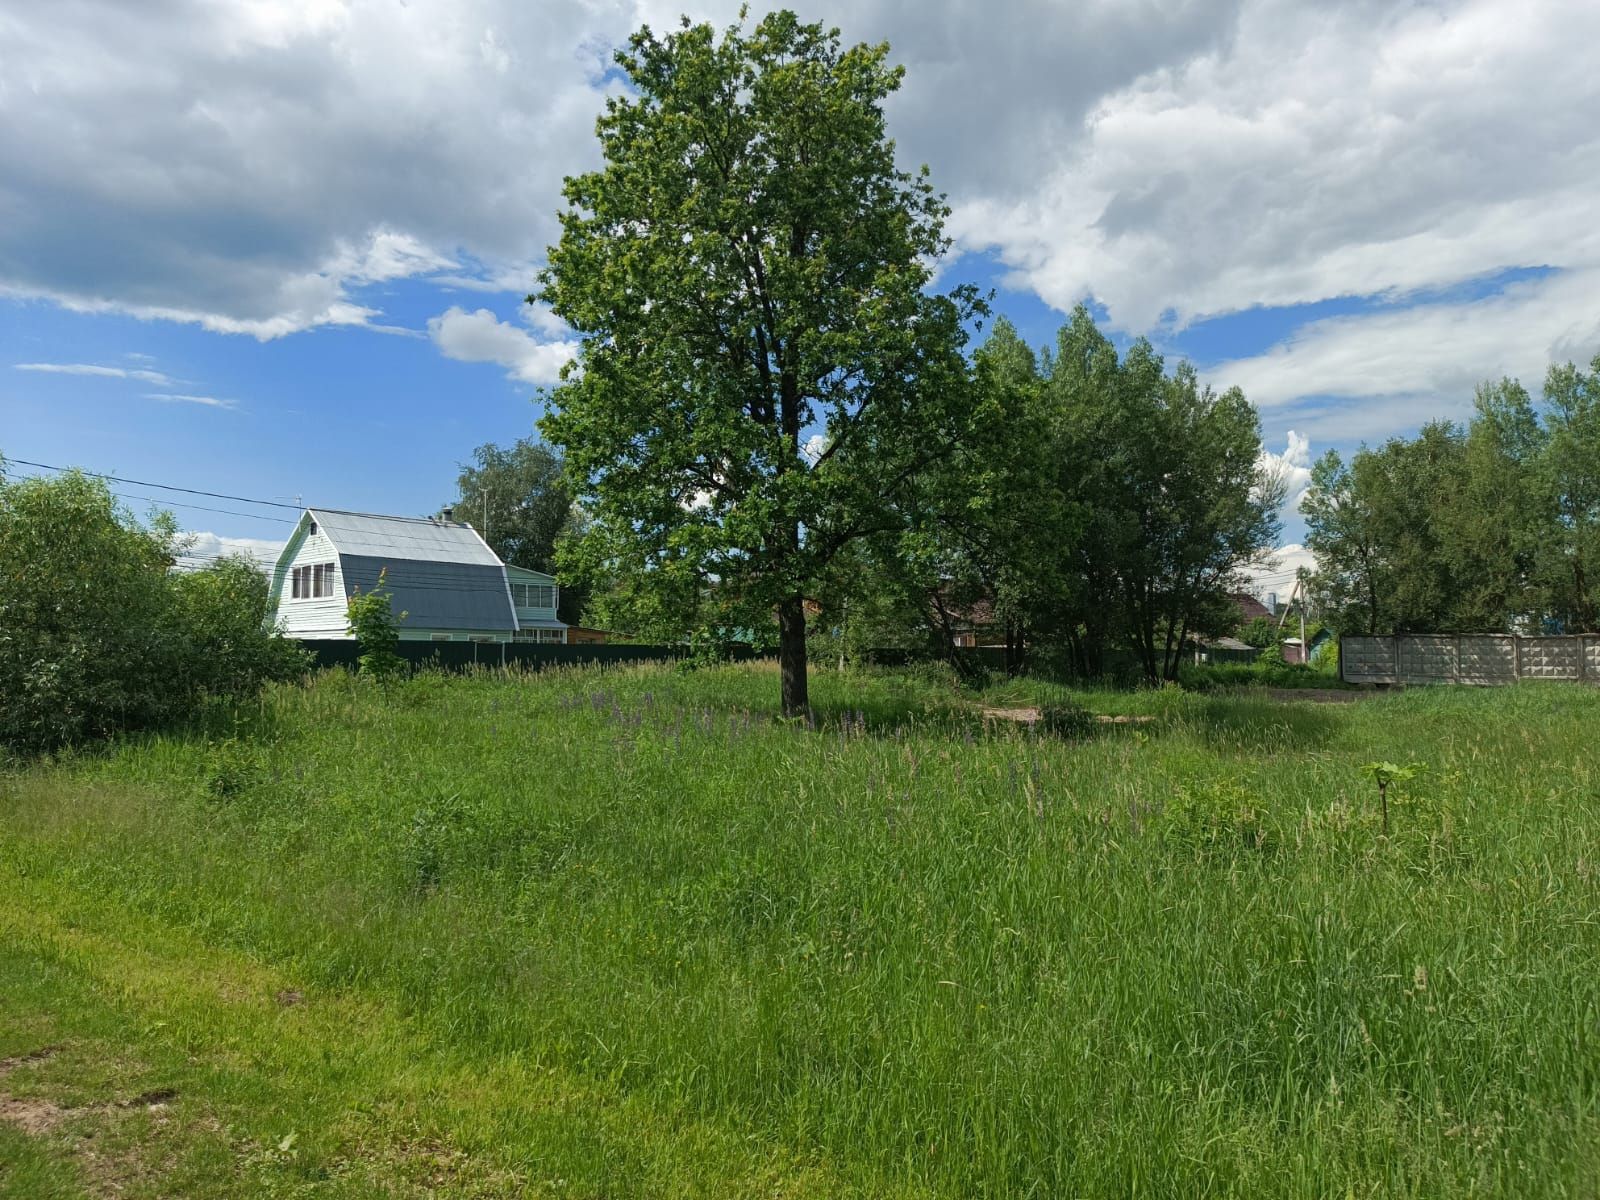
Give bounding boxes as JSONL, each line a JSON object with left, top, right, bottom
{"left": 1230, "top": 592, "right": 1271, "bottom": 623}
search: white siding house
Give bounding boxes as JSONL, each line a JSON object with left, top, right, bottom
{"left": 507, "top": 565, "right": 568, "bottom": 644}
{"left": 269, "top": 509, "right": 528, "bottom": 642}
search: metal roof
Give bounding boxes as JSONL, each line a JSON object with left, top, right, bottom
{"left": 308, "top": 509, "right": 502, "bottom": 566}
{"left": 307, "top": 509, "right": 516, "bottom": 632}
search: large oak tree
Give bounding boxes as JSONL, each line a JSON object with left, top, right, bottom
{"left": 539, "top": 10, "right": 980, "bottom": 716}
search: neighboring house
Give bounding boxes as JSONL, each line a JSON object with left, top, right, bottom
{"left": 1188, "top": 634, "right": 1261, "bottom": 664}
{"left": 506, "top": 565, "right": 568, "bottom": 644}
{"left": 566, "top": 626, "right": 610, "bottom": 644}
{"left": 1281, "top": 627, "right": 1332, "bottom": 665}
{"left": 1230, "top": 592, "right": 1272, "bottom": 626}
{"left": 269, "top": 508, "right": 568, "bottom": 644}
{"left": 933, "top": 593, "right": 1003, "bottom": 648}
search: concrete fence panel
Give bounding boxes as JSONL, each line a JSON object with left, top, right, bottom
{"left": 1458, "top": 635, "right": 1517, "bottom": 685}
{"left": 1340, "top": 633, "right": 1598, "bottom": 686}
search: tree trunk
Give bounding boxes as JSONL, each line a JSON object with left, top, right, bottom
{"left": 778, "top": 592, "right": 810, "bottom": 719}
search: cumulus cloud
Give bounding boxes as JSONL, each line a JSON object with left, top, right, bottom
{"left": 1241, "top": 542, "right": 1317, "bottom": 597}
{"left": 957, "top": 0, "right": 1600, "bottom": 331}
{"left": 0, "top": 0, "right": 618, "bottom": 338}
{"left": 17, "top": 362, "right": 173, "bottom": 385}
{"left": 5, "top": 0, "right": 1600, "bottom": 446}
{"left": 1257, "top": 430, "right": 1313, "bottom": 512}
{"left": 427, "top": 306, "right": 578, "bottom": 385}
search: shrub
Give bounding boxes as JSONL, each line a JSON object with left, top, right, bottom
{"left": 0, "top": 463, "right": 309, "bottom": 754}
{"left": 347, "top": 570, "right": 406, "bottom": 679}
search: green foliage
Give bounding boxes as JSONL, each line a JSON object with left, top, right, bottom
{"left": 1178, "top": 658, "right": 1349, "bottom": 691}
{"left": 539, "top": 10, "right": 983, "bottom": 714}
{"left": 7, "top": 668, "right": 1600, "bottom": 1194}
{"left": 1045, "top": 307, "right": 1281, "bottom": 680}
{"left": 1162, "top": 777, "right": 1269, "bottom": 857}
{"left": 0, "top": 462, "right": 307, "bottom": 754}
{"left": 1305, "top": 354, "right": 1600, "bottom": 634}
{"left": 1239, "top": 613, "right": 1280, "bottom": 648}
{"left": 1038, "top": 698, "right": 1095, "bottom": 738}
{"left": 346, "top": 570, "right": 405, "bottom": 679}
{"left": 1362, "top": 758, "right": 1426, "bottom": 834}
{"left": 454, "top": 437, "right": 586, "bottom": 623}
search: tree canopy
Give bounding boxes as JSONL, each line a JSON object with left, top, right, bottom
{"left": 1303, "top": 354, "right": 1600, "bottom": 634}
{"left": 540, "top": 10, "right": 981, "bottom": 714}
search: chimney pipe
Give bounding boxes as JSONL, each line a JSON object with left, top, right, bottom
{"left": 440, "top": 505, "right": 455, "bottom": 523}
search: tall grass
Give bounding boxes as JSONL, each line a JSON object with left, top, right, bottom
{"left": 5, "top": 663, "right": 1600, "bottom": 1196}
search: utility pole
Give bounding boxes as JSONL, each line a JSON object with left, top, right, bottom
{"left": 483, "top": 491, "right": 490, "bottom": 544}
{"left": 1299, "top": 578, "right": 1306, "bottom": 664}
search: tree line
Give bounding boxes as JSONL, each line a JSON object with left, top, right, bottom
{"left": 1304, "top": 356, "right": 1600, "bottom": 635}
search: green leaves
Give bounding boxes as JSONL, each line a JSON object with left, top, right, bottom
{"left": 347, "top": 569, "right": 405, "bottom": 681}
{"left": 0, "top": 463, "right": 307, "bottom": 753}
{"left": 1304, "top": 353, "right": 1600, "bottom": 636}
{"left": 539, "top": 10, "right": 981, "bottom": 712}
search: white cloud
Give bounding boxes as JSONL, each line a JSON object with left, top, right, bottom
{"left": 16, "top": 362, "right": 173, "bottom": 385}
{"left": 427, "top": 306, "right": 578, "bottom": 385}
{"left": 957, "top": 0, "right": 1600, "bottom": 333}
{"left": 3, "top": 0, "right": 1599, "bottom": 447}
{"left": 1207, "top": 268, "right": 1600, "bottom": 439}
{"left": 1256, "top": 430, "right": 1312, "bottom": 512}
{"left": 144, "top": 393, "right": 239, "bottom": 410}
{"left": 176, "top": 531, "right": 283, "bottom": 571}
{"left": 1242, "top": 542, "right": 1317, "bottom": 598}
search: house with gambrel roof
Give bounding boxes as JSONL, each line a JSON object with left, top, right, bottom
{"left": 268, "top": 508, "right": 567, "bottom": 644}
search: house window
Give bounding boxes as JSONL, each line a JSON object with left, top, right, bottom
{"left": 514, "top": 628, "right": 565, "bottom": 644}
{"left": 291, "top": 562, "right": 337, "bottom": 599}
{"left": 512, "top": 582, "right": 556, "bottom": 609}
{"left": 431, "top": 633, "right": 453, "bottom": 642}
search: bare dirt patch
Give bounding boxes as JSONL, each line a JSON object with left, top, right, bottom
{"left": 0, "top": 1094, "right": 69, "bottom": 1135}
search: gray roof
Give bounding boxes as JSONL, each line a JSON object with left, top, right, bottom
{"left": 311, "top": 509, "right": 516, "bottom": 632}
{"left": 310, "top": 509, "right": 502, "bottom": 565}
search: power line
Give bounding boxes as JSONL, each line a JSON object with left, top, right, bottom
{"left": 5, "top": 457, "right": 304, "bottom": 509}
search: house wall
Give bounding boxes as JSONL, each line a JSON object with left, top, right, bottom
{"left": 270, "top": 523, "right": 349, "bottom": 639}
{"left": 506, "top": 565, "right": 564, "bottom": 642}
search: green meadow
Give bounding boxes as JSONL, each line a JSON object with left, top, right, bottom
{"left": 3, "top": 663, "right": 1598, "bottom": 1197}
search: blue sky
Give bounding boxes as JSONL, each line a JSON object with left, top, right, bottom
{"left": 4, "top": 0, "right": 1599, "bottom": 594}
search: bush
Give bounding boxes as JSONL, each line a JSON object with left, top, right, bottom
{"left": 0, "top": 463, "right": 309, "bottom": 754}
{"left": 347, "top": 570, "right": 405, "bottom": 679}
{"left": 1177, "top": 659, "right": 1350, "bottom": 692}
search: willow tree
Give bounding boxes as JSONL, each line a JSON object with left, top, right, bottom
{"left": 539, "top": 10, "right": 980, "bottom": 716}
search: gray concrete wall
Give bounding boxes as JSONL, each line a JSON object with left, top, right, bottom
{"left": 1341, "top": 634, "right": 1599, "bottom": 685}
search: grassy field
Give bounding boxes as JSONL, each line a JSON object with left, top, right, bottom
{"left": 3, "top": 663, "right": 1598, "bottom": 1197}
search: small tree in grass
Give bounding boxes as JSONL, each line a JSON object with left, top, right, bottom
{"left": 1362, "top": 760, "right": 1423, "bottom": 836}
{"left": 347, "top": 570, "right": 405, "bottom": 680}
